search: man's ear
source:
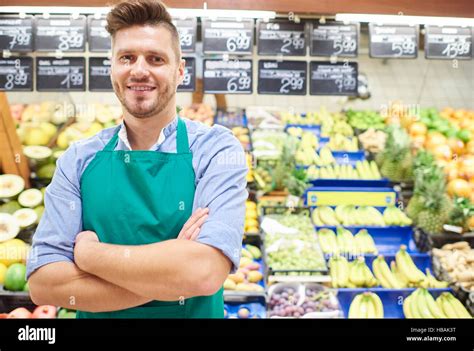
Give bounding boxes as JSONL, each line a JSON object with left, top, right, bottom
{"left": 177, "top": 58, "right": 186, "bottom": 86}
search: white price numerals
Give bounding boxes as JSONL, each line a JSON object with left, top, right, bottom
{"left": 182, "top": 72, "right": 191, "bottom": 86}
{"left": 335, "top": 75, "right": 356, "bottom": 92}
{"left": 226, "top": 35, "right": 250, "bottom": 52}
{"left": 60, "top": 72, "right": 83, "bottom": 89}
{"left": 180, "top": 33, "right": 193, "bottom": 47}
{"left": 333, "top": 37, "right": 356, "bottom": 55}
{"left": 281, "top": 37, "right": 305, "bottom": 53}
{"left": 280, "top": 77, "right": 303, "bottom": 93}
{"left": 9, "top": 31, "right": 31, "bottom": 49}
{"left": 227, "top": 77, "right": 251, "bottom": 92}
{"left": 58, "top": 33, "right": 84, "bottom": 51}
{"left": 442, "top": 42, "right": 471, "bottom": 58}
{"left": 4, "top": 72, "right": 27, "bottom": 90}
{"left": 391, "top": 38, "right": 416, "bottom": 56}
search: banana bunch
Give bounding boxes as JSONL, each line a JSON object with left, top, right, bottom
{"left": 318, "top": 228, "right": 377, "bottom": 255}
{"left": 330, "top": 256, "right": 378, "bottom": 288}
{"left": 312, "top": 206, "right": 339, "bottom": 226}
{"left": 404, "top": 289, "right": 472, "bottom": 319}
{"left": 383, "top": 206, "right": 413, "bottom": 226}
{"left": 348, "top": 292, "right": 384, "bottom": 318}
{"left": 246, "top": 153, "right": 254, "bottom": 183}
{"left": 372, "top": 255, "right": 404, "bottom": 289}
{"left": 313, "top": 205, "right": 386, "bottom": 227}
{"left": 328, "top": 134, "right": 358, "bottom": 152}
{"left": 253, "top": 167, "right": 273, "bottom": 192}
{"left": 319, "top": 147, "right": 336, "bottom": 166}
{"left": 306, "top": 161, "right": 382, "bottom": 181}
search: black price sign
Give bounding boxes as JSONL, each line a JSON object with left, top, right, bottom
{"left": 257, "top": 20, "right": 306, "bottom": 56}
{"left": 202, "top": 19, "right": 253, "bottom": 55}
{"left": 35, "top": 16, "right": 86, "bottom": 52}
{"left": 178, "top": 57, "right": 196, "bottom": 92}
{"left": 369, "top": 24, "right": 418, "bottom": 58}
{"left": 310, "top": 21, "right": 358, "bottom": 57}
{"left": 173, "top": 18, "right": 197, "bottom": 53}
{"left": 36, "top": 57, "right": 85, "bottom": 91}
{"left": 88, "top": 17, "right": 111, "bottom": 52}
{"left": 89, "top": 57, "right": 112, "bottom": 91}
{"left": 0, "top": 16, "right": 34, "bottom": 52}
{"left": 257, "top": 60, "right": 307, "bottom": 95}
{"left": 0, "top": 57, "right": 33, "bottom": 91}
{"left": 310, "top": 61, "right": 358, "bottom": 96}
{"left": 425, "top": 26, "right": 472, "bottom": 60}
{"left": 203, "top": 59, "right": 252, "bottom": 94}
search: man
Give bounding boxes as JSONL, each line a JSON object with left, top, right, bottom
{"left": 27, "top": 0, "right": 247, "bottom": 318}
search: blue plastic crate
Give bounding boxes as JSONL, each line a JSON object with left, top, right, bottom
{"left": 332, "top": 151, "right": 366, "bottom": 165}
{"left": 337, "top": 288, "right": 452, "bottom": 318}
{"left": 224, "top": 301, "right": 266, "bottom": 319}
{"left": 309, "top": 179, "right": 390, "bottom": 188}
{"left": 316, "top": 226, "right": 418, "bottom": 254}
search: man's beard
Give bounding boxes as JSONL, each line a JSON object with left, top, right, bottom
{"left": 114, "top": 79, "right": 176, "bottom": 119}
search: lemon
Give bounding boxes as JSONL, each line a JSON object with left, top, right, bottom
{"left": 0, "top": 263, "right": 7, "bottom": 284}
{"left": 0, "top": 239, "right": 28, "bottom": 266}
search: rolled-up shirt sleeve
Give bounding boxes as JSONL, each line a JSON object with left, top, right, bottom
{"left": 192, "top": 126, "right": 248, "bottom": 273}
{"left": 26, "top": 143, "right": 83, "bottom": 279}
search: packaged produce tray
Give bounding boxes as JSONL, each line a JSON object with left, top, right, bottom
{"left": 0, "top": 286, "right": 35, "bottom": 313}
{"left": 337, "top": 288, "right": 451, "bottom": 318}
{"left": 224, "top": 300, "right": 266, "bottom": 319}
{"left": 315, "top": 226, "right": 418, "bottom": 254}
{"left": 214, "top": 108, "right": 247, "bottom": 127}
{"left": 305, "top": 187, "right": 398, "bottom": 207}
{"left": 414, "top": 227, "right": 474, "bottom": 253}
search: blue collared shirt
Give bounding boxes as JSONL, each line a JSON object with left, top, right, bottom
{"left": 26, "top": 117, "right": 248, "bottom": 279}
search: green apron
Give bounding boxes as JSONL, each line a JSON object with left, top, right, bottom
{"left": 76, "top": 118, "right": 224, "bottom": 318}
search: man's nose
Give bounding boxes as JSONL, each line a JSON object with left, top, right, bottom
{"left": 130, "top": 56, "right": 150, "bottom": 79}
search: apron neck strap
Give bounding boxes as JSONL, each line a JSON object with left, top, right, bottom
{"left": 103, "top": 118, "right": 189, "bottom": 152}
{"left": 176, "top": 117, "right": 190, "bottom": 153}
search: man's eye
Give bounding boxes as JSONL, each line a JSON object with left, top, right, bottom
{"left": 120, "top": 55, "right": 132, "bottom": 63}
{"left": 151, "top": 57, "right": 164, "bottom": 63}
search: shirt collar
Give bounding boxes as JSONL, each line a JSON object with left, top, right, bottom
{"left": 117, "top": 116, "right": 178, "bottom": 151}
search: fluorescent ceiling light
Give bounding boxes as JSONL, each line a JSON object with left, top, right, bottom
{"left": 0, "top": 6, "right": 276, "bottom": 19}
{"left": 336, "top": 13, "right": 474, "bottom": 27}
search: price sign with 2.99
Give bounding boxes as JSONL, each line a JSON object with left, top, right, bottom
{"left": 425, "top": 26, "right": 472, "bottom": 60}
{"left": 203, "top": 59, "right": 252, "bottom": 94}
{"left": 257, "top": 60, "right": 307, "bottom": 95}
{"left": 369, "top": 23, "right": 418, "bottom": 59}
{"left": 36, "top": 57, "right": 85, "bottom": 91}
{"left": 35, "top": 16, "right": 86, "bottom": 52}
{"left": 202, "top": 19, "right": 253, "bottom": 55}
{"left": 0, "top": 57, "right": 33, "bottom": 91}
{"left": 0, "top": 16, "right": 34, "bottom": 52}
{"left": 310, "top": 21, "right": 358, "bottom": 57}
{"left": 257, "top": 20, "right": 306, "bottom": 56}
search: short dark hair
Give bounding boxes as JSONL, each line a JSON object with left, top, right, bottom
{"left": 106, "top": 0, "right": 181, "bottom": 61}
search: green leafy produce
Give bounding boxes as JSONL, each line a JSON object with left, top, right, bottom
{"left": 346, "top": 110, "right": 385, "bottom": 130}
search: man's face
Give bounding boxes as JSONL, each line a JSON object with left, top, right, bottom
{"left": 111, "top": 25, "right": 184, "bottom": 118}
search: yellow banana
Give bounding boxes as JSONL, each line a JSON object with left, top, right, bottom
{"left": 366, "top": 294, "right": 376, "bottom": 318}
{"left": 372, "top": 256, "right": 392, "bottom": 288}
{"left": 403, "top": 295, "right": 414, "bottom": 319}
{"left": 437, "top": 294, "right": 458, "bottom": 318}
{"left": 416, "top": 288, "right": 435, "bottom": 319}
{"left": 409, "top": 290, "right": 422, "bottom": 318}
{"left": 395, "top": 245, "right": 425, "bottom": 283}
{"left": 358, "top": 294, "right": 369, "bottom": 318}
{"left": 329, "top": 256, "right": 339, "bottom": 288}
{"left": 348, "top": 294, "right": 363, "bottom": 318}
{"left": 390, "top": 261, "right": 408, "bottom": 288}
{"left": 445, "top": 293, "right": 472, "bottom": 318}
{"left": 349, "top": 258, "right": 366, "bottom": 287}
{"left": 425, "top": 268, "right": 449, "bottom": 288}
{"left": 337, "top": 256, "right": 350, "bottom": 288}
{"left": 370, "top": 292, "right": 384, "bottom": 318}
{"left": 424, "top": 290, "right": 446, "bottom": 318}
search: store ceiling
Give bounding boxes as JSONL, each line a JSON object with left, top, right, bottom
{"left": 1, "top": 0, "right": 473, "bottom": 18}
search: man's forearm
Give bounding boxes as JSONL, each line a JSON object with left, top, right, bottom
{"left": 76, "top": 239, "right": 230, "bottom": 301}
{"left": 28, "top": 262, "right": 152, "bottom": 312}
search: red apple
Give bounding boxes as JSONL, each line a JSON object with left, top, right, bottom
{"left": 7, "top": 307, "right": 32, "bottom": 319}
{"left": 32, "top": 305, "right": 57, "bottom": 319}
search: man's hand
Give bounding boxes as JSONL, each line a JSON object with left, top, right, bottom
{"left": 177, "top": 208, "right": 209, "bottom": 241}
{"left": 74, "top": 230, "right": 99, "bottom": 270}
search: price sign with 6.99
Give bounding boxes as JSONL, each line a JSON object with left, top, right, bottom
{"left": 425, "top": 26, "right": 472, "bottom": 60}
{"left": 36, "top": 57, "right": 85, "bottom": 91}
{"left": 0, "top": 57, "right": 33, "bottom": 91}
{"left": 258, "top": 60, "right": 307, "bottom": 95}
{"left": 35, "top": 16, "right": 86, "bottom": 52}
{"left": 257, "top": 20, "right": 306, "bottom": 56}
{"left": 202, "top": 19, "right": 253, "bottom": 55}
{"left": 369, "top": 23, "right": 418, "bottom": 59}
{"left": 203, "top": 59, "right": 252, "bottom": 94}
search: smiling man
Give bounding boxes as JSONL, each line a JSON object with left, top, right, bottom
{"left": 26, "top": 0, "right": 248, "bottom": 318}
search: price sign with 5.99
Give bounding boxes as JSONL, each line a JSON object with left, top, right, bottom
{"left": 0, "top": 57, "right": 33, "bottom": 91}
{"left": 310, "top": 21, "right": 359, "bottom": 57}
{"left": 203, "top": 59, "right": 252, "bottom": 94}
{"left": 425, "top": 26, "right": 472, "bottom": 60}
{"left": 257, "top": 60, "right": 307, "bottom": 95}
{"left": 36, "top": 57, "right": 85, "bottom": 91}
{"left": 369, "top": 23, "right": 418, "bottom": 59}
{"left": 257, "top": 20, "right": 306, "bottom": 56}
{"left": 35, "top": 16, "right": 86, "bottom": 52}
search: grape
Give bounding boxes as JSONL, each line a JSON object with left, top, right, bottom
{"left": 294, "top": 312, "right": 301, "bottom": 318}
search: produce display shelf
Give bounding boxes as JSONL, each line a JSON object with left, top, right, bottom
{"left": 267, "top": 274, "right": 332, "bottom": 284}
{"left": 315, "top": 225, "right": 419, "bottom": 254}
{"left": 308, "top": 179, "right": 390, "bottom": 188}
{"left": 0, "top": 286, "right": 34, "bottom": 313}
{"left": 337, "top": 288, "right": 452, "bottom": 318}
{"left": 305, "top": 186, "right": 398, "bottom": 207}
{"left": 224, "top": 301, "right": 266, "bottom": 319}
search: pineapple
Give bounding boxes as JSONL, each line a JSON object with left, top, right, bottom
{"left": 417, "top": 209, "right": 446, "bottom": 234}
{"left": 406, "top": 195, "right": 424, "bottom": 221}
{"left": 378, "top": 126, "right": 413, "bottom": 182}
